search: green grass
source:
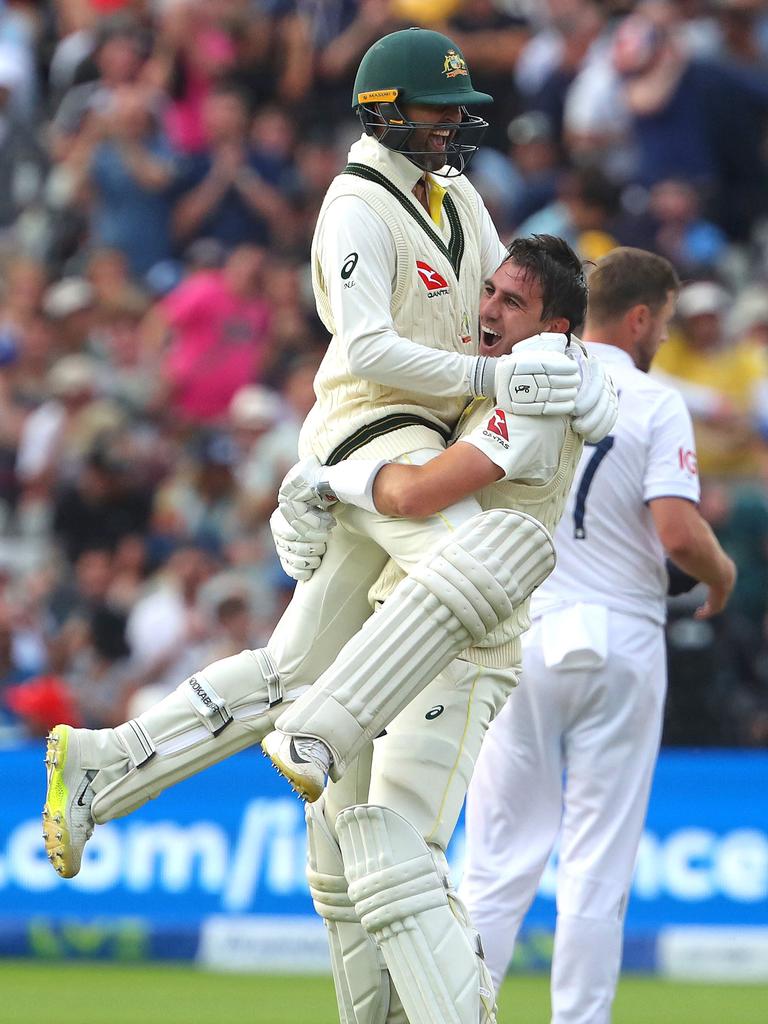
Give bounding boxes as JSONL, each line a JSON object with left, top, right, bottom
{"left": 0, "top": 961, "right": 766, "bottom": 1024}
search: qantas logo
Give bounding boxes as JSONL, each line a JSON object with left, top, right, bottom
{"left": 416, "top": 261, "right": 449, "bottom": 294}
{"left": 485, "top": 409, "right": 509, "bottom": 440}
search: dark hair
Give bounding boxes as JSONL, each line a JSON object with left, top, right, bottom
{"left": 587, "top": 247, "right": 680, "bottom": 324}
{"left": 504, "top": 234, "right": 588, "bottom": 337}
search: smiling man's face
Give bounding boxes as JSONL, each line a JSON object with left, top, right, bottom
{"left": 400, "top": 103, "right": 462, "bottom": 173}
{"left": 479, "top": 261, "right": 559, "bottom": 356}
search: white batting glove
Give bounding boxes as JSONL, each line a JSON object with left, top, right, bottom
{"left": 270, "top": 507, "right": 330, "bottom": 582}
{"left": 278, "top": 456, "right": 337, "bottom": 536}
{"left": 471, "top": 333, "right": 581, "bottom": 415}
{"left": 571, "top": 358, "right": 618, "bottom": 443}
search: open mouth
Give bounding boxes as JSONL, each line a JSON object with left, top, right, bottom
{"left": 428, "top": 128, "right": 453, "bottom": 153}
{"left": 479, "top": 324, "right": 504, "bottom": 355}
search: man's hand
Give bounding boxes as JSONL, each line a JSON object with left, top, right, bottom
{"left": 270, "top": 507, "right": 332, "bottom": 582}
{"left": 694, "top": 554, "right": 736, "bottom": 620}
{"left": 571, "top": 358, "right": 618, "bottom": 443}
{"left": 485, "top": 334, "right": 581, "bottom": 415}
{"left": 278, "top": 456, "right": 337, "bottom": 536}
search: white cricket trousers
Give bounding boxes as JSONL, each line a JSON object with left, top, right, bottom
{"left": 461, "top": 609, "right": 667, "bottom": 1023}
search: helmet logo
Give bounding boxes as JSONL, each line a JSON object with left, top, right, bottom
{"left": 357, "top": 88, "right": 399, "bottom": 105}
{"left": 443, "top": 50, "right": 468, "bottom": 79}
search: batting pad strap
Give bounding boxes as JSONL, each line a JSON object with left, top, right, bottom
{"left": 180, "top": 672, "right": 233, "bottom": 736}
{"left": 251, "top": 647, "right": 282, "bottom": 707}
{"left": 307, "top": 868, "right": 359, "bottom": 923}
{"left": 349, "top": 855, "right": 448, "bottom": 931}
{"left": 410, "top": 551, "right": 514, "bottom": 643}
{"left": 114, "top": 719, "right": 156, "bottom": 768}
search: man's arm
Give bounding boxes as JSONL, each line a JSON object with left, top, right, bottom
{"left": 280, "top": 404, "right": 567, "bottom": 531}
{"left": 318, "top": 196, "right": 578, "bottom": 408}
{"left": 644, "top": 388, "right": 735, "bottom": 619}
{"left": 649, "top": 496, "right": 736, "bottom": 618}
{"left": 372, "top": 443, "right": 503, "bottom": 518}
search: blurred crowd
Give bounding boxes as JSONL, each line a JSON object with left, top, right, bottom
{"left": 0, "top": 0, "right": 767, "bottom": 748}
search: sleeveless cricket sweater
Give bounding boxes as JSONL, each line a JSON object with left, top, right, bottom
{"left": 299, "top": 137, "right": 485, "bottom": 465}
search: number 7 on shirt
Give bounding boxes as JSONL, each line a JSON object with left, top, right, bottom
{"left": 573, "top": 436, "right": 615, "bottom": 539}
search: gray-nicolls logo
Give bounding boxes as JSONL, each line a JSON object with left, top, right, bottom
{"left": 514, "top": 384, "right": 531, "bottom": 394}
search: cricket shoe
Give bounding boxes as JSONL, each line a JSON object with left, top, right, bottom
{"left": 42, "top": 725, "right": 96, "bottom": 878}
{"left": 261, "top": 730, "right": 331, "bottom": 802}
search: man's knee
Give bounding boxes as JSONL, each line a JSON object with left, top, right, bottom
{"left": 557, "top": 868, "right": 628, "bottom": 921}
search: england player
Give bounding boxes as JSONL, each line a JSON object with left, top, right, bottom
{"left": 43, "top": 30, "right": 609, "bottom": 884}
{"left": 460, "top": 247, "right": 736, "bottom": 1024}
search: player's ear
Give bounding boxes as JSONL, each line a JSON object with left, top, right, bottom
{"left": 544, "top": 316, "right": 570, "bottom": 335}
{"left": 627, "top": 303, "right": 650, "bottom": 334}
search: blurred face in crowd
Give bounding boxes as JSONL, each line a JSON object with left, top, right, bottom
{"left": 102, "top": 315, "right": 142, "bottom": 368}
{"left": 649, "top": 180, "right": 699, "bottom": 225}
{"left": 96, "top": 35, "right": 143, "bottom": 86}
{"left": 295, "top": 140, "right": 342, "bottom": 197}
{"left": 283, "top": 358, "right": 321, "bottom": 418}
{"left": 634, "top": 290, "right": 676, "bottom": 372}
{"left": 479, "top": 261, "right": 568, "bottom": 358}
{"left": 203, "top": 91, "right": 249, "bottom": 145}
{"left": 225, "top": 245, "right": 266, "bottom": 295}
{"left": 168, "top": 547, "right": 213, "bottom": 594}
{"left": 682, "top": 310, "right": 723, "bottom": 351}
{"left": 75, "top": 550, "right": 112, "bottom": 600}
{"left": 251, "top": 106, "right": 295, "bottom": 158}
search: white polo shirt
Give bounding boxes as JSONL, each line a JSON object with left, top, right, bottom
{"left": 531, "top": 342, "right": 701, "bottom": 625}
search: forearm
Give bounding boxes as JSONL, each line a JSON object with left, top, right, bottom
{"left": 120, "top": 143, "right": 173, "bottom": 190}
{"left": 664, "top": 513, "right": 732, "bottom": 587}
{"left": 235, "top": 170, "right": 290, "bottom": 222}
{"left": 318, "top": 17, "right": 380, "bottom": 79}
{"left": 346, "top": 327, "right": 492, "bottom": 398}
{"left": 173, "top": 175, "right": 227, "bottom": 238}
{"left": 371, "top": 463, "right": 452, "bottom": 518}
{"left": 371, "top": 445, "right": 502, "bottom": 518}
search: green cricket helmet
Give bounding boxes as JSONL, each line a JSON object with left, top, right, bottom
{"left": 353, "top": 27, "right": 493, "bottom": 177}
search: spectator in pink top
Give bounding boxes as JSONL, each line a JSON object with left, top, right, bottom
{"left": 143, "top": 0, "right": 237, "bottom": 155}
{"left": 160, "top": 244, "right": 273, "bottom": 424}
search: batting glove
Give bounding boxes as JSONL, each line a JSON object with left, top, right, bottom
{"left": 270, "top": 507, "right": 330, "bottom": 582}
{"left": 470, "top": 333, "right": 581, "bottom": 415}
{"left": 278, "top": 456, "right": 337, "bottom": 536}
{"left": 571, "top": 358, "right": 618, "bottom": 443}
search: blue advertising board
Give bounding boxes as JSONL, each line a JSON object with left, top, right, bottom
{"left": 1, "top": 743, "right": 767, "bottom": 971}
